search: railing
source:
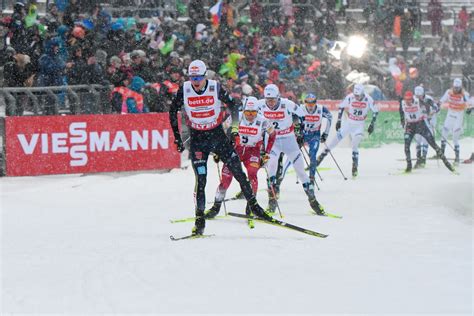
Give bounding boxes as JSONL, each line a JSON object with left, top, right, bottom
{"left": 1, "top": 84, "right": 112, "bottom": 116}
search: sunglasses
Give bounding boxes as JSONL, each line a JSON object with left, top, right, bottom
{"left": 189, "top": 75, "right": 205, "bottom": 82}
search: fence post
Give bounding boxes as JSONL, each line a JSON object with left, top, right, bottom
{"left": 3, "top": 91, "right": 17, "bottom": 116}
{"left": 0, "top": 116, "right": 5, "bottom": 176}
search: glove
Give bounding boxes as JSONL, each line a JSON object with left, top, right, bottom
{"left": 367, "top": 122, "right": 375, "bottom": 135}
{"left": 320, "top": 132, "right": 328, "bottom": 143}
{"left": 230, "top": 125, "right": 239, "bottom": 146}
{"left": 174, "top": 138, "right": 185, "bottom": 152}
{"left": 467, "top": 108, "right": 473, "bottom": 115}
{"left": 335, "top": 120, "right": 341, "bottom": 131}
{"left": 260, "top": 152, "right": 270, "bottom": 166}
{"left": 213, "top": 154, "right": 220, "bottom": 163}
{"left": 400, "top": 119, "right": 405, "bottom": 128}
{"left": 296, "top": 134, "right": 305, "bottom": 147}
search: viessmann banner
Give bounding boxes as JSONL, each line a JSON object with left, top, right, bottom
{"left": 5, "top": 114, "right": 181, "bottom": 176}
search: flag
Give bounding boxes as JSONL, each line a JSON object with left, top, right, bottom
{"left": 209, "top": 1, "right": 223, "bottom": 28}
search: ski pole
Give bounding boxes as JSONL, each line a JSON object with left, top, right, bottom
{"left": 433, "top": 126, "right": 439, "bottom": 168}
{"left": 264, "top": 167, "right": 284, "bottom": 219}
{"left": 299, "top": 147, "right": 320, "bottom": 191}
{"left": 301, "top": 144, "right": 324, "bottom": 182}
{"left": 323, "top": 143, "right": 348, "bottom": 180}
{"left": 215, "top": 161, "right": 228, "bottom": 216}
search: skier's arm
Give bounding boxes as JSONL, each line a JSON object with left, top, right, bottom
{"left": 399, "top": 99, "right": 405, "bottom": 127}
{"left": 336, "top": 96, "right": 349, "bottom": 131}
{"left": 169, "top": 86, "right": 184, "bottom": 143}
{"left": 322, "top": 106, "right": 332, "bottom": 135}
{"left": 218, "top": 83, "right": 241, "bottom": 134}
{"left": 264, "top": 123, "right": 277, "bottom": 154}
{"left": 439, "top": 90, "right": 449, "bottom": 106}
{"left": 368, "top": 96, "right": 379, "bottom": 124}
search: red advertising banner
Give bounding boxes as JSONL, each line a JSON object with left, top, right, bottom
{"left": 5, "top": 113, "right": 181, "bottom": 176}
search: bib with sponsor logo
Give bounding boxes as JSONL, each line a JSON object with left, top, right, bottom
{"left": 258, "top": 99, "right": 295, "bottom": 137}
{"left": 183, "top": 80, "right": 223, "bottom": 130}
{"left": 402, "top": 98, "right": 425, "bottom": 123}
{"left": 301, "top": 104, "right": 323, "bottom": 132}
{"left": 446, "top": 90, "right": 468, "bottom": 112}
{"left": 343, "top": 94, "right": 372, "bottom": 121}
{"left": 238, "top": 115, "right": 266, "bottom": 147}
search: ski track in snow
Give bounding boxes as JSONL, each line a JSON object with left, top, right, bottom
{"left": 1, "top": 140, "right": 472, "bottom": 314}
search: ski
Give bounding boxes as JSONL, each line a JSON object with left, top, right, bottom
{"left": 207, "top": 189, "right": 267, "bottom": 204}
{"left": 170, "top": 215, "right": 227, "bottom": 224}
{"left": 170, "top": 234, "right": 215, "bottom": 241}
{"left": 228, "top": 212, "right": 328, "bottom": 238}
{"left": 309, "top": 211, "right": 343, "bottom": 219}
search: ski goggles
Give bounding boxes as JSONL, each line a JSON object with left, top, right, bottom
{"left": 189, "top": 75, "right": 205, "bottom": 82}
{"left": 305, "top": 99, "right": 317, "bottom": 105}
{"left": 243, "top": 110, "right": 258, "bottom": 115}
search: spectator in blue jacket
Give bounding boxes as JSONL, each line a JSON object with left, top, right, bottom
{"left": 38, "top": 38, "right": 66, "bottom": 87}
{"left": 127, "top": 76, "right": 149, "bottom": 113}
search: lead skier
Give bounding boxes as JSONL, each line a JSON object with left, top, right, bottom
{"left": 169, "top": 60, "right": 272, "bottom": 235}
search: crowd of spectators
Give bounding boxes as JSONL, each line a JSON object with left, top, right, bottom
{"left": 0, "top": 0, "right": 473, "bottom": 116}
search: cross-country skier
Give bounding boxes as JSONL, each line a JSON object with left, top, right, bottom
{"left": 439, "top": 78, "right": 472, "bottom": 164}
{"left": 298, "top": 92, "right": 332, "bottom": 183}
{"left": 399, "top": 90, "right": 454, "bottom": 173}
{"left": 257, "top": 84, "right": 325, "bottom": 215}
{"left": 205, "top": 96, "right": 276, "bottom": 220}
{"left": 169, "top": 60, "right": 272, "bottom": 235}
{"left": 413, "top": 85, "right": 439, "bottom": 168}
{"left": 316, "top": 84, "right": 378, "bottom": 177}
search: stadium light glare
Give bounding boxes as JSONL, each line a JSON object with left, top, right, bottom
{"left": 346, "top": 35, "right": 367, "bottom": 59}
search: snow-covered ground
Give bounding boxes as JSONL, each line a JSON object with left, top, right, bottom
{"left": 1, "top": 139, "right": 472, "bottom": 315}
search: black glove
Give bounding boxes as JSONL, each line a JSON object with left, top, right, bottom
{"left": 320, "top": 132, "right": 328, "bottom": 143}
{"left": 296, "top": 134, "right": 305, "bottom": 147}
{"left": 367, "top": 122, "right": 375, "bottom": 135}
{"left": 213, "top": 154, "right": 220, "bottom": 163}
{"left": 335, "top": 120, "right": 341, "bottom": 131}
{"left": 400, "top": 119, "right": 405, "bottom": 128}
{"left": 230, "top": 125, "right": 239, "bottom": 146}
{"left": 467, "top": 108, "right": 473, "bottom": 115}
{"left": 260, "top": 151, "right": 270, "bottom": 166}
{"left": 174, "top": 138, "right": 185, "bottom": 152}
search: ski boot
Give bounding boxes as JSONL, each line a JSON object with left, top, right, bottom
{"left": 414, "top": 159, "right": 423, "bottom": 169}
{"left": 316, "top": 149, "right": 329, "bottom": 166}
{"left": 405, "top": 160, "right": 412, "bottom": 173}
{"left": 249, "top": 198, "right": 273, "bottom": 221}
{"left": 204, "top": 201, "right": 222, "bottom": 219}
{"left": 435, "top": 148, "right": 455, "bottom": 172}
{"left": 352, "top": 164, "right": 358, "bottom": 177}
{"left": 303, "top": 182, "right": 325, "bottom": 216}
{"left": 463, "top": 153, "right": 474, "bottom": 164}
{"left": 414, "top": 145, "right": 423, "bottom": 169}
{"left": 454, "top": 145, "right": 460, "bottom": 165}
{"left": 440, "top": 140, "right": 446, "bottom": 157}
{"left": 421, "top": 144, "right": 428, "bottom": 167}
{"left": 274, "top": 182, "right": 281, "bottom": 200}
{"left": 245, "top": 204, "right": 255, "bottom": 229}
{"left": 266, "top": 197, "right": 278, "bottom": 216}
{"left": 266, "top": 175, "right": 278, "bottom": 215}
{"left": 352, "top": 151, "right": 359, "bottom": 177}
{"left": 192, "top": 210, "right": 205, "bottom": 235}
